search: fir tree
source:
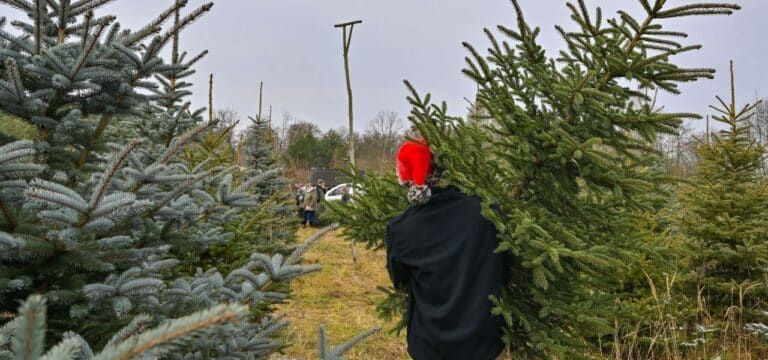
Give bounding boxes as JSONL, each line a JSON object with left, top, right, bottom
{"left": 121, "top": 0, "right": 209, "bottom": 148}
{"left": 0, "top": 295, "right": 248, "bottom": 360}
{"left": 244, "top": 115, "right": 277, "bottom": 173}
{"left": 0, "top": 1, "right": 377, "bottom": 357}
{"left": 180, "top": 121, "right": 238, "bottom": 170}
{"left": 408, "top": 1, "right": 740, "bottom": 356}
{"left": 2, "top": 285, "right": 381, "bottom": 359}
{"left": 238, "top": 115, "right": 297, "bottom": 254}
{"left": 200, "top": 115, "right": 298, "bottom": 273}
{"left": 335, "top": 0, "right": 740, "bottom": 357}
{"left": 677, "top": 62, "right": 768, "bottom": 321}
{"left": 329, "top": 170, "right": 407, "bottom": 250}
{"left": 317, "top": 324, "right": 382, "bottom": 360}
{"left": 0, "top": 0, "right": 217, "bottom": 337}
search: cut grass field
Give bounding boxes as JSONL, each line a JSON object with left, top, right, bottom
{"left": 273, "top": 227, "right": 408, "bottom": 359}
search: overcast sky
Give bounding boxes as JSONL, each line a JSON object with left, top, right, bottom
{"left": 5, "top": 1, "right": 767, "bottom": 132}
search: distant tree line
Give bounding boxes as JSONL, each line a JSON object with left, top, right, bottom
{"left": 655, "top": 98, "right": 768, "bottom": 178}
{"left": 200, "top": 109, "right": 408, "bottom": 181}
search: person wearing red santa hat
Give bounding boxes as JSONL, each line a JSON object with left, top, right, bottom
{"left": 386, "top": 138, "right": 511, "bottom": 360}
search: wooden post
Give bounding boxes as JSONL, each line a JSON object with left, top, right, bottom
{"left": 706, "top": 115, "right": 710, "bottom": 145}
{"left": 208, "top": 73, "right": 213, "bottom": 123}
{"left": 171, "top": 0, "right": 181, "bottom": 91}
{"left": 258, "top": 81, "right": 264, "bottom": 121}
{"left": 676, "top": 132, "right": 682, "bottom": 177}
{"left": 34, "top": 0, "right": 43, "bottom": 54}
{"left": 267, "top": 105, "right": 273, "bottom": 144}
{"left": 335, "top": 20, "right": 362, "bottom": 264}
{"left": 236, "top": 133, "right": 244, "bottom": 165}
{"left": 163, "top": 0, "right": 183, "bottom": 147}
{"left": 334, "top": 20, "right": 362, "bottom": 167}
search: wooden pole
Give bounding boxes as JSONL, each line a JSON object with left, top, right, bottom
{"left": 34, "top": 0, "right": 42, "bottom": 54}
{"left": 335, "top": 19, "right": 362, "bottom": 264}
{"left": 236, "top": 133, "right": 244, "bottom": 165}
{"left": 265, "top": 105, "right": 272, "bottom": 144}
{"left": 676, "top": 132, "right": 682, "bottom": 177}
{"left": 208, "top": 73, "right": 213, "bottom": 123}
{"left": 163, "top": 0, "right": 183, "bottom": 147}
{"left": 335, "top": 20, "right": 362, "bottom": 167}
{"left": 343, "top": 30, "right": 355, "bottom": 167}
{"left": 171, "top": 0, "right": 181, "bottom": 91}
{"left": 258, "top": 81, "right": 264, "bottom": 122}
{"left": 706, "top": 115, "right": 710, "bottom": 145}
{"left": 729, "top": 61, "right": 737, "bottom": 134}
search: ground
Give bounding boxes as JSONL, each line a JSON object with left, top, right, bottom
{"left": 266, "top": 227, "right": 768, "bottom": 360}
{"left": 272, "top": 227, "right": 408, "bottom": 359}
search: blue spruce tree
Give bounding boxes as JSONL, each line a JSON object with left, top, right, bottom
{"left": 0, "top": 1, "right": 378, "bottom": 358}
{"left": 238, "top": 114, "right": 297, "bottom": 253}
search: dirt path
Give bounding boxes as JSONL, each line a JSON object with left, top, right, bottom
{"left": 273, "top": 227, "right": 408, "bottom": 359}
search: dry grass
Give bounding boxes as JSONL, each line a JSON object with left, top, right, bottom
{"left": 0, "top": 112, "right": 38, "bottom": 139}
{"left": 270, "top": 228, "right": 768, "bottom": 359}
{"left": 271, "top": 227, "right": 408, "bottom": 359}
{"left": 600, "top": 273, "right": 768, "bottom": 360}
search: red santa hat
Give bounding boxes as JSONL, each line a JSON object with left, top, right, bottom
{"left": 397, "top": 138, "right": 432, "bottom": 186}
{"left": 396, "top": 139, "right": 433, "bottom": 205}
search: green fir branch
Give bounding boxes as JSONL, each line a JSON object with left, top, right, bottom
{"left": 93, "top": 303, "right": 246, "bottom": 360}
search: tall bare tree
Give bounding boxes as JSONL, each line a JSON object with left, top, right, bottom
{"left": 213, "top": 108, "right": 239, "bottom": 142}
{"left": 364, "top": 110, "right": 404, "bottom": 158}
{"left": 654, "top": 123, "right": 700, "bottom": 178}
{"left": 749, "top": 99, "right": 768, "bottom": 173}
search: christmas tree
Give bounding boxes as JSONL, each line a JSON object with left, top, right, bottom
{"left": 334, "top": 0, "right": 740, "bottom": 357}
{"left": 0, "top": 1, "right": 377, "bottom": 357}
{"left": 677, "top": 62, "right": 768, "bottom": 321}
{"left": 180, "top": 121, "right": 238, "bottom": 170}
{"left": 200, "top": 114, "right": 299, "bottom": 273}
{"left": 329, "top": 169, "right": 406, "bottom": 250}
{"left": 244, "top": 115, "right": 276, "bottom": 173}
{"left": 0, "top": 295, "right": 248, "bottom": 360}
{"left": 240, "top": 114, "right": 297, "bottom": 253}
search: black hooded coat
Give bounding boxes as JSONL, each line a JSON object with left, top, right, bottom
{"left": 386, "top": 186, "right": 510, "bottom": 360}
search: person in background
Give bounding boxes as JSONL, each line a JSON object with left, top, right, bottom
{"left": 302, "top": 183, "right": 318, "bottom": 227}
{"left": 341, "top": 185, "right": 351, "bottom": 203}
{"left": 316, "top": 179, "right": 328, "bottom": 201}
{"left": 314, "top": 179, "right": 329, "bottom": 223}
{"left": 295, "top": 184, "right": 305, "bottom": 220}
{"left": 386, "top": 139, "right": 510, "bottom": 360}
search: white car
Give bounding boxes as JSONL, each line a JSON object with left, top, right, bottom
{"left": 324, "top": 183, "right": 361, "bottom": 202}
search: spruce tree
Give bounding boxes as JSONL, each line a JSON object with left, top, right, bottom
{"left": 0, "top": 1, "right": 378, "bottom": 357}
{"left": 244, "top": 115, "right": 277, "bottom": 173}
{"left": 329, "top": 170, "right": 407, "bottom": 250}
{"left": 180, "top": 121, "right": 238, "bottom": 170}
{"left": 0, "top": 0, "right": 215, "bottom": 334}
{"left": 0, "top": 295, "right": 248, "bottom": 360}
{"left": 677, "top": 62, "right": 768, "bottom": 321}
{"left": 196, "top": 116, "right": 298, "bottom": 273}
{"left": 335, "top": 0, "right": 740, "bottom": 357}
{"left": 1, "top": 290, "right": 381, "bottom": 359}
{"left": 238, "top": 115, "right": 297, "bottom": 254}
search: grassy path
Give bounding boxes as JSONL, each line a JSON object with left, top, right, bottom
{"left": 273, "top": 227, "right": 408, "bottom": 359}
